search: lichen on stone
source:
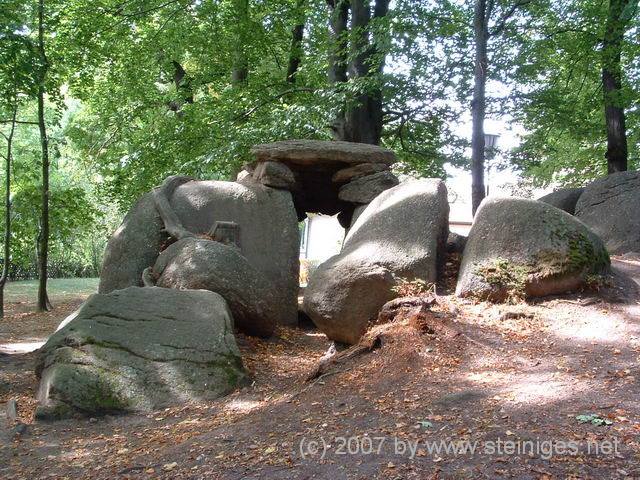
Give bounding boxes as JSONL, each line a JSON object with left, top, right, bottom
{"left": 473, "top": 258, "right": 530, "bottom": 302}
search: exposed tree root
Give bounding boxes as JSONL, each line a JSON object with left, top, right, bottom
{"left": 152, "top": 175, "right": 195, "bottom": 241}
{"left": 306, "top": 295, "right": 460, "bottom": 381}
{"left": 306, "top": 333, "right": 383, "bottom": 381}
{"left": 377, "top": 294, "right": 437, "bottom": 324}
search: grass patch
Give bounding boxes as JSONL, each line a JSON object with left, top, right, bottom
{"left": 5, "top": 278, "right": 99, "bottom": 304}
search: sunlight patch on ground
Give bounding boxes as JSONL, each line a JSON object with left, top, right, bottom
{"left": 508, "top": 375, "right": 588, "bottom": 405}
{"left": 547, "top": 308, "right": 631, "bottom": 343}
{"left": 466, "top": 370, "right": 587, "bottom": 406}
{"left": 0, "top": 341, "right": 45, "bottom": 354}
{"left": 224, "top": 398, "right": 263, "bottom": 413}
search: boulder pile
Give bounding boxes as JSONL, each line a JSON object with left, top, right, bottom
{"left": 537, "top": 171, "right": 640, "bottom": 255}
{"left": 242, "top": 139, "right": 399, "bottom": 226}
{"left": 37, "top": 140, "right": 636, "bottom": 420}
{"left": 100, "top": 176, "right": 300, "bottom": 328}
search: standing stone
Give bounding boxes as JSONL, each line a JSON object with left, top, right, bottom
{"left": 154, "top": 238, "right": 278, "bottom": 338}
{"left": 456, "top": 197, "right": 610, "bottom": 301}
{"left": 169, "top": 181, "right": 299, "bottom": 325}
{"left": 338, "top": 171, "right": 400, "bottom": 204}
{"left": 35, "top": 287, "right": 245, "bottom": 419}
{"left": 304, "top": 179, "right": 449, "bottom": 344}
{"left": 575, "top": 171, "right": 640, "bottom": 254}
{"left": 538, "top": 187, "right": 585, "bottom": 215}
{"left": 98, "top": 192, "right": 166, "bottom": 294}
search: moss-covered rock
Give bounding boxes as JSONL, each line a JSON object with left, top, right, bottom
{"left": 35, "top": 287, "right": 246, "bottom": 420}
{"left": 456, "top": 198, "right": 610, "bottom": 302}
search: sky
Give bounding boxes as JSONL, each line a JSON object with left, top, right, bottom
{"left": 445, "top": 86, "right": 552, "bottom": 223}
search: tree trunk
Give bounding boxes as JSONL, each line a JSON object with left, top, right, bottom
{"left": 340, "top": 0, "right": 387, "bottom": 145}
{"left": 36, "top": 0, "right": 51, "bottom": 312}
{"left": 286, "top": 0, "right": 306, "bottom": 83}
{"left": 168, "top": 60, "right": 194, "bottom": 112}
{"left": 602, "top": 0, "right": 631, "bottom": 174}
{"left": 471, "top": 0, "right": 488, "bottom": 216}
{"left": 327, "top": 0, "right": 350, "bottom": 138}
{"left": 0, "top": 104, "right": 17, "bottom": 318}
{"left": 231, "top": 0, "right": 249, "bottom": 85}
{"left": 329, "top": 0, "right": 389, "bottom": 145}
{"left": 327, "top": 0, "right": 349, "bottom": 85}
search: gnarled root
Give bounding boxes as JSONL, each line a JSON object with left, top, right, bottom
{"left": 153, "top": 175, "right": 195, "bottom": 241}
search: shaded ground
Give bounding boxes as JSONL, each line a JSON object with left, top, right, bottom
{"left": 1, "top": 264, "right": 639, "bottom": 479}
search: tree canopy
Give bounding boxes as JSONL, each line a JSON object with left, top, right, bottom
{"left": 0, "top": 0, "right": 638, "bottom": 282}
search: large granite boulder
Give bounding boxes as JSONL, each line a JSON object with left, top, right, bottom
{"left": 99, "top": 178, "right": 300, "bottom": 326}
{"left": 575, "top": 171, "right": 640, "bottom": 254}
{"left": 35, "top": 287, "right": 245, "bottom": 419}
{"left": 98, "top": 192, "right": 167, "bottom": 294}
{"left": 303, "top": 179, "right": 449, "bottom": 344}
{"left": 456, "top": 197, "right": 610, "bottom": 301}
{"left": 251, "top": 161, "right": 296, "bottom": 189}
{"left": 154, "top": 238, "right": 277, "bottom": 337}
{"left": 538, "top": 187, "right": 584, "bottom": 215}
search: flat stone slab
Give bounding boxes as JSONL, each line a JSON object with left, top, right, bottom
{"left": 251, "top": 140, "right": 396, "bottom": 166}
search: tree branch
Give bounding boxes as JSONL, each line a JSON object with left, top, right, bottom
{"left": 0, "top": 119, "right": 38, "bottom": 125}
{"left": 235, "top": 88, "right": 315, "bottom": 121}
{"left": 490, "top": 0, "right": 532, "bottom": 37}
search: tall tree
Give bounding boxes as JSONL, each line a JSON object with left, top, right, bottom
{"left": 602, "top": 0, "right": 638, "bottom": 173}
{"left": 286, "top": 0, "right": 306, "bottom": 83}
{"left": 471, "top": 0, "right": 489, "bottom": 215}
{"left": 327, "top": 0, "right": 390, "bottom": 145}
{"left": 36, "top": 0, "right": 51, "bottom": 312}
{"left": 509, "top": 0, "right": 639, "bottom": 186}
{"left": 0, "top": 104, "right": 17, "bottom": 318}
{"left": 327, "top": 0, "right": 350, "bottom": 138}
{"left": 471, "top": 0, "right": 530, "bottom": 215}
{"left": 231, "top": 0, "right": 250, "bottom": 85}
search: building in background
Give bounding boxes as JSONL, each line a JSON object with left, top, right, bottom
{"left": 299, "top": 214, "right": 344, "bottom": 285}
{"left": 299, "top": 214, "right": 344, "bottom": 262}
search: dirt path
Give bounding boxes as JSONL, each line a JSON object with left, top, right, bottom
{"left": 1, "top": 260, "right": 639, "bottom": 479}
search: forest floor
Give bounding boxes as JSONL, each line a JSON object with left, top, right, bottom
{"left": 1, "top": 262, "right": 640, "bottom": 479}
